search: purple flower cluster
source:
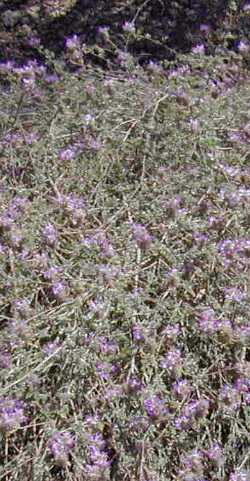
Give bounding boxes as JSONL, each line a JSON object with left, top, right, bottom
{"left": 131, "top": 223, "right": 153, "bottom": 250}
{"left": 230, "top": 470, "right": 250, "bottom": 481}
{"left": 162, "top": 324, "right": 181, "bottom": 344}
{"left": 0, "top": 398, "right": 26, "bottom": 432}
{"left": 160, "top": 348, "right": 183, "bottom": 377}
{"left": 172, "top": 379, "right": 193, "bottom": 400}
{"left": 144, "top": 395, "right": 168, "bottom": 419}
{"left": 95, "top": 361, "right": 119, "bottom": 381}
{"left": 132, "top": 324, "right": 146, "bottom": 343}
{"left": 42, "top": 223, "right": 58, "bottom": 247}
{"left": 56, "top": 193, "right": 86, "bottom": 226}
{"left": 59, "top": 146, "right": 77, "bottom": 161}
{"left": 217, "top": 238, "right": 250, "bottom": 267}
{"left": 197, "top": 309, "right": 232, "bottom": 337}
{"left": 50, "top": 281, "right": 69, "bottom": 302}
{"left": 48, "top": 431, "right": 75, "bottom": 466}
{"left": 218, "top": 384, "right": 241, "bottom": 413}
{"left": 85, "top": 431, "right": 111, "bottom": 478}
{"left": 81, "top": 230, "right": 115, "bottom": 257}
{"left": 175, "top": 398, "right": 210, "bottom": 431}
{"left": 178, "top": 444, "right": 223, "bottom": 481}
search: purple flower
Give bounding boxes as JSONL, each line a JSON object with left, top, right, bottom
{"left": 243, "top": 2, "right": 250, "bottom": 12}
{"left": 172, "top": 379, "right": 193, "bottom": 399}
{"left": 95, "top": 362, "right": 119, "bottom": 381}
{"left": 160, "top": 349, "right": 183, "bottom": 376}
{"left": 174, "top": 414, "right": 193, "bottom": 431}
{"left": 50, "top": 281, "right": 68, "bottom": 302}
{"left": 86, "top": 432, "right": 111, "bottom": 477}
{"left": 144, "top": 395, "right": 168, "bottom": 418}
{"left": 219, "top": 385, "right": 241, "bottom": 412}
{"left": 192, "top": 44, "right": 205, "bottom": 54}
{"left": 162, "top": 324, "right": 180, "bottom": 341}
{"left": 128, "top": 416, "right": 149, "bottom": 434}
{"left": 122, "top": 21, "right": 135, "bottom": 33}
{"left": 24, "top": 131, "right": 39, "bottom": 145}
{"left": 235, "top": 324, "right": 250, "bottom": 343}
{"left": 126, "top": 377, "right": 144, "bottom": 394}
{"left": 183, "top": 398, "right": 210, "bottom": 419}
{"left": 238, "top": 40, "right": 249, "bottom": 54}
{"left": 0, "top": 352, "right": 12, "bottom": 369}
{"left": 12, "top": 299, "right": 31, "bottom": 317}
{"left": 97, "top": 337, "right": 118, "bottom": 354}
{"left": 181, "top": 449, "right": 204, "bottom": 472}
{"left": 26, "top": 36, "right": 41, "bottom": 47}
{"left": 197, "top": 308, "right": 219, "bottom": 335}
{"left": 131, "top": 223, "right": 153, "bottom": 250}
{"left": 56, "top": 193, "right": 86, "bottom": 226}
{"left": 224, "top": 287, "right": 245, "bottom": 302}
{"left": 42, "top": 223, "right": 58, "bottom": 247}
{"left": 65, "top": 35, "right": 80, "bottom": 50}
{"left": 104, "top": 385, "right": 123, "bottom": 401}
{"left": 229, "top": 470, "right": 250, "bottom": 481}
{"left": 132, "top": 325, "right": 145, "bottom": 343}
{"left": 59, "top": 146, "right": 76, "bottom": 161}
{"left": 200, "top": 24, "right": 211, "bottom": 34}
{"left": 44, "top": 74, "right": 59, "bottom": 84}
{"left": 88, "top": 298, "right": 106, "bottom": 320}
{"left": 0, "top": 398, "right": 26, "bottom": 432}
{"left": 48, "top": 431, "right": 75, "bottom": 466}
{"left": 98, "top": 26, "right": 110, "bottom": 37}
{"left": 234, "top": 378, "right": 250, "bottom": 394}
{"left": 192, "top": 232, "right": 208, "bottom": 245}
{"left": 204, "top": 443, "right": 223, "bottom": 465}
{"left": 42, "top": 266, "right": 61, "bottom": 281}
{"left": 43, "top": 340, "right": 61, "bottom": 356}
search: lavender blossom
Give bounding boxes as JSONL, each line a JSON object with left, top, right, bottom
{"left": 183, "top": 398, "right": 210, "bottom": 419}
{"left": 59, "top": 146, "right": 76, "bottom": 161}
{"left": 160, "top": 349, "right": 183, "bottom": 377}
{"left": 122, "top": 21, "right": 135, "bottom": 33}
{"left": 172, "top": 379, "right": 193, "bottom": 400}
{"left": 132, "top": 325, "right": 145, "bottom": 343}
{"left": 243, "top": 2, "right": 250, "bottom": 12}
{"left": 192, "top": 44, "right": 205, "bottom": 54}
{"left": 224, "top": 287, "right": 245, "bottom": 302}
{"left": 125, "top": 377, "right": 144, "bottom": 394}
{"left": 95, "top": 362, "right": 119, "bottom": 381}
{"left": 42, "top": 223, "right": 58, "bottom": 247}
{"left": 197, "top": 308, "right": 219, "bottom": 335}
{"left": 131, "top": 223, "right": 153, "bottom": 250}
{"left": 50, "top": 281, "right": 69, "bottom": 302}
{"left": 204, "top": 443, "right": 223, "bottom": 466}
{"left": 238, "top": 40, "right": 250, "bottom": 54}
{"left": 144, "top": 395, "right": 168, "bottom": 418}
{"left": 65, "top": 35, "right": 80, "bottom": 50}
{"left": 181, "top": 449, "right": 204, "bottom": 473}
{"left": 86, "top": 432, "right": 111, "bottom": 478}
{"left": 0, "top": 398, "right": 26, "bottom": 432}
{"left": 219, "top": 384, "right": 241, "bottom": 412}
{"left": 0, "top": 351, "right": 12, "bottom": 369}
{"left": 229, "top": 470, "right": 250, "bottom": 481}
{"left": 48, "top": 431, "right": 75, "bottom": 466}
{"left": 42, "top": 265, "right": 61, "bottom": 281}
{"left": 174, "top": 414, "right": 193, "bottom": 431}
{"left": 162, "top": 324, "right": 180, "bottom": 342}
{"left": 43, "top": 340, "right": 61, "bottom": 356}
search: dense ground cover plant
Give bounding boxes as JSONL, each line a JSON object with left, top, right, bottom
{"left": 0, "top": 0, "right": 250, "bottom": 69}
{"left": 0, "top": 44, "right": 249, "bottom": 480}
